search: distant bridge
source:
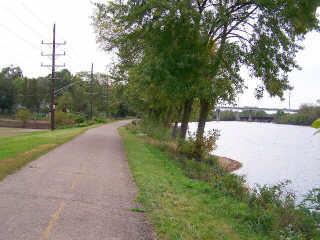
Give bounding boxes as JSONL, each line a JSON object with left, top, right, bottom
{"left": 214, "top": 106, "right": 299, "bottom": 121}
{"left": 215, "top": 106, "right": 299, "bottom": 113}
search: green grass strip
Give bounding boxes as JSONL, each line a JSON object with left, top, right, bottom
{"left": 119, "top": 127, "right": 268, "bottom": 240}
{"left": 0, "top": 124, "right": 104, "bottom": 181}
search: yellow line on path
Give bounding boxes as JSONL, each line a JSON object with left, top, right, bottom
{"left": 40, "top": 202, "right": 65, "bottom": 240}
{"left": 81, "top": 162, "right": 86, "bottom": 170}
{"left": 40, "top": 162, "right": 86, "bottom": 239}
{"left": 69, "top": 175, "right": 80, "bottom": 192}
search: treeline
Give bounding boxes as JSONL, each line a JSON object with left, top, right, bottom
{"left": 92, "top": 0, "right": 319, "bottom": 157}
{"left": 275, "top": 104, "right": 320, "bottom": 126}
{"left": 91, "top": 1, "right": 320, "bottom": 238}
{"left": 0, "top": 66, "right": 135, "bottom": 121}
{"left": 210, "top": 103, "right": 320, "bottom": 126}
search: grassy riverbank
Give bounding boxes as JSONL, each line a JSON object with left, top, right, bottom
{"left": 120, "top": 124, "right": 320, "bottom": 240}
{"left": 120, "top": 127, "right": 266, "bottom": 239}
{"left": 0, "top": 124, "right": 105, "bottom": 181}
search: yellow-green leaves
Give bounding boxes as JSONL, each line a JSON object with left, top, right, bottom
{"left": 312, "top": 118, "right": 320, "bottom": 135}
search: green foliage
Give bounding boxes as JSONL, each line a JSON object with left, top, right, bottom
{"left": 120, "top": 127, "right": 263, "bottom": 239}
{"left": 54, "top": 111, "right": 75, "bottom": 127}
{"left": 55, "top": 114, "right": 113, "bottom": 129}
{"left": 0, "top": 66, "right": 22, "bottom": 112}
{"left": 73, "top": 113, "right": 86, "bottom": 124}
{"left": 135, "top": 119, "right": 173, "bottom": 142}
{"left": 93, "top": 0, "right": 320, "bottom": 142}
{"left": 220, "top": 110, "right": 237, "bottom": 121}
{"left": 121, "top": 127, "right": 320, "bottom": 239}
{"left": 275, "top": 105, "right": 320, "bottom": 126}
{"left": 0, "top": 65, "right": 134, "bottom": 121}
{"left": 312, "top": 118, "right": 320, "bottom": 135}
{"left": 16, "top": 109, "right": 32, "bottom": 123}
{"left": 178, "top": 130, "right": 220, "bottom": 161}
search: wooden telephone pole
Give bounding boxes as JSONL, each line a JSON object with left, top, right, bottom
{"left": 41, "top": 24, "right": 66, "bottom": 130}
{"left": 106, "top": 75, "right": 109, "bottom": 118}
{"left": 90, "top": 63, "right": 94, "bottom": 120}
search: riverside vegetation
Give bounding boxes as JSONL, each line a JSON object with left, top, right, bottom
{"left": 121, "top": 120, "right": 320, "bottom": 240}
{"left": 93, "top": 1, "right": 320, "bottom": 238}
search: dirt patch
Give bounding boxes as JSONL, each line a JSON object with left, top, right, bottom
{"left": 215, "top": 156, "right": 242, "bottom": 172}
{"left": 0, "top": 119, "right": 50, "bottom": 129}
{"left": 0, "top": 144, "right": 58, "bottom": 180}
{"left": 17, "top": 144, "right": 57, "bottom": 159}
{"left": 0, "top": 144, "right": 57, "bottom": 167}
{"left": 0, "top": 127, "right": 44, "bottom": 139}
{"left": 143, "top": 137, "right": 242, "bottom": 172}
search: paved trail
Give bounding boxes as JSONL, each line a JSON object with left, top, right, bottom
{"left": 0, "top": 121, "right": 153, "bottom": 240}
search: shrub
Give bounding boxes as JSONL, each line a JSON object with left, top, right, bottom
{"left": 93, "top": 117, "right": 108, "bottom": 123}
{"left": 135, "top": 119, "right": 172, "bottom": 141}
{"left": 177, "top": 129, "right": 220, "bottom": 161}
{"left": 312, "top": 118, "right": 320, "bottom": 135}
{"left": 16, "top": 109, "right": 32, "bottom": 125}
{"left": 73, "top": 114, "right": 86, "bottom": 123}
{"left": 54, "top": 111, "right": 75, "bottom": 126}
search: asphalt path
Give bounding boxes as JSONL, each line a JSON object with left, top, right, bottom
{"left": 0, "top": 120, "right": 153, "bottom": 240}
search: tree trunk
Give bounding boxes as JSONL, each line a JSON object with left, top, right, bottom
{"left": 179, "top": 98, "right": 194, "bottom": 139}
{"left": 164, "top": 106, "right": 173, "bottom": 127}
{"left": 196, "top": 99, "right": 210, "bottom": 142}
{"left": 172, "top": 107, "right": 182, "bottom": 138}
{"left": 194, "top": 99, "right": 211, "bottom": 161}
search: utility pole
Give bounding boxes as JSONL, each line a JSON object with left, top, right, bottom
{"left": 90, "top": 63, "right": 94, "bottom": 120}
{"left": 289, "top": 91, "right": 291, "bottom": 109}
{"left": 106, "top": 75, "right": 109, "bottom": 118}
{"left": 41, "top": 24, "right": 66, "bottom": 130}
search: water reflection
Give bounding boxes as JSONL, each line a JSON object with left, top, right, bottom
{"left": 188, "top": 121, "right": 320, "bottom": 200}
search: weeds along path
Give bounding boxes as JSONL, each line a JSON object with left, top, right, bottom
{"left": 0, "top": 120, "right": 153, "bottom": 240}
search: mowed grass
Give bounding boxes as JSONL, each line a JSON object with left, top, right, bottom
{"left": 0, "top": 125, "right": 103, "bottom": 181}
{"left": 119, "top": 127, "right": 267, "bottom": 240}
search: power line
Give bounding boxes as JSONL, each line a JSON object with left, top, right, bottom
{"left": 2, "top": 1, "right": 91, "bottom": 74}
{"left": 13, "top": 1, "right": 84, "bottom": 68}
{"left": 16, "top": 0, "right": 51, "bottom": 30}
{"left": 0, "top": 24, "right": 41, "bottom": 51}
{"left": 0, "top": 4, "right": 45, "bottom": 39}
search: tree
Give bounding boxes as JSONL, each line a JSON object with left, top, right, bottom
{"left": 0, "top": 66, "right": 23, "bottom": 113}
{"left": 57, "top": 92, "right": 73, "bottom": 112}
{"left": 16, "top": 109, "right": 32, "bottom": 127}
{"left": 93, "top": 0, "right": 320, "bottom": 144}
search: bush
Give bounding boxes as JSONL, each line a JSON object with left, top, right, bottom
{"left": 135, "top": 119, "right": 172, "bottom": 141}
{"left": 73, "top": 114, "right": 86, "bottom": 123}
{"left": 54, "top": 111, "right": 75, "bottom": 126}
{"left": 16, "top": 109, "right": 32, "bottom": 125}
{"left": 177, "top": 129, "right": 220, "bottom": 161}
{"left": 93, "top": 117, "right": 108, "bottom": 123}
{"left": 312, "top": 118, "right": 320, "bottom": 135}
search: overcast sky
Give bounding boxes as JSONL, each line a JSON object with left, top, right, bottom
{"left": 0, "top": 0, "right": 319, "bottom": 109}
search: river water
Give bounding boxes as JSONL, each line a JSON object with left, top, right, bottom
{"left": 188, "top": 121, "right": 320, "bottom": 200}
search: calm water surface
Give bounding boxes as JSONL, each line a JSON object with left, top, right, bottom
{"left": 188, "top": 121, "right": 320, "bottom": 200}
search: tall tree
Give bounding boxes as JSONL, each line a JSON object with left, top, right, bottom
{"left": 93, "top": 0, "right": 320, "bottom": 142}
{"left": 0, "top": 66, "right": 23, "bottom": 113}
